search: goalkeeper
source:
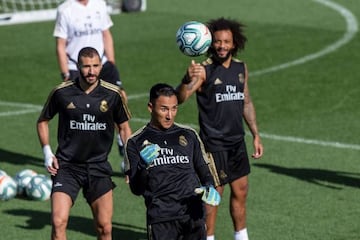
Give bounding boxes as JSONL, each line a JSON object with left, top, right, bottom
{"left": 124, "top": 83, "right": 220, "bottom": 240}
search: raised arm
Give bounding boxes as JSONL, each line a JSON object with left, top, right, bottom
{"left": 176, "top": 60, "right": 206, "bottom": 104}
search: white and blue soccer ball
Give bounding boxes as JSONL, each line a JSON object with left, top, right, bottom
{"left": 15, "top": 169, "right": 37, "bottom": 196}
{"left": 25, "top": 174, "right": 52, "bottom": 201}
{"left": 0, "top": 175, "right": 18, "bottom": 201}
{"left": 176, "top": 21, "right": 212, "bottom": 56}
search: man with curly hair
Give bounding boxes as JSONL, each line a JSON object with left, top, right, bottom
{"left": 177, "top": 17, "right": 264, "bottom": 240}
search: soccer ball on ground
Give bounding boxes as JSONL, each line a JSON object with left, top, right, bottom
{"left": 176, "top": 21, "right": 212, "bottom": 57}
{"left": 14, "top": 169, "right": 38, "bottom": 196}
{"left": 25, "top": 174, "right": 52, "bottom": 201}
{"left": 0, "top": 175, "right": 18, "bottom": 201}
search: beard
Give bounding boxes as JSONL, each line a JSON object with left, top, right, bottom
{"left": 80, "top": 71, "right": 98, "bottom": 85}
{"left": 210, "top": 47, "right": 232, "bottom": 64}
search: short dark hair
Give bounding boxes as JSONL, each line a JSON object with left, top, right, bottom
{"left": 149, "top": 83, "right": 177, "bottom": 104}
{"left": 77, "top": 47, "right": 101, "bottom": 64}
{"left": 207, "top": 17, "right": 247, "bottom": 57}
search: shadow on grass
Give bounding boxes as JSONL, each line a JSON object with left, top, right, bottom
{"left": 4, "top": 209, "right": 146, "bottom": 239}
{"left": 0, "top": 149, "right": 42, "bottom": 167}
{"left": 253, "top": 163, "right": 360, "bottom": 189}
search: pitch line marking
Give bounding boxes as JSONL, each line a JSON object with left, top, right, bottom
{"left": 127, "top": 93, "right": 148, "bottom": 100}
{"left": 260, "top": 132, "right": 360, "bottom": 151}
{"left": 251, "top": 0, "right": 358, "bottom": 77}
{"left": 1, "top": 101, "right": 359, "bottom": 151}
{"left": 0, "top": 101, "right": 42, "bottom": 116}
{"left": 0, "top": 100, "right": 359, "bottom": 151}
{"left": 131, "top": 118, "right": 360, "bottom": 151}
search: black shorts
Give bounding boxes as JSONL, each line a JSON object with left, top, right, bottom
{"left": 208, "top": 140, "right": 250, "bottom": 186}
{"left": 148, "top": 217, "right": 206, "bottom": 240}
{"left": 69, "top": 61, "right": 123, "bottom": 88}
{"left": 51, "top": 163, "right": 116, "bottom": 205}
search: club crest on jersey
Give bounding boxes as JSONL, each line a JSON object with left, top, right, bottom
{"left": 238, "top": 73, "right": 245, "bottom": 84}
{"left": 100, "top": 100, "right": 108, "bottom": 112}
{"left": 179, "top": 135, "right": 188, "bottom": 146}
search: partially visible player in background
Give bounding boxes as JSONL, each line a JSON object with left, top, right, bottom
{"left": 124, "top": 83, "right": 220, "bottom": 240}
{"left": 37, "top": 47, "right": 132, "bottom": 240}
{"left": 53, "top": 0, "right": 128, "bottom": 157}
{"left": 177, "top": 17, "right": 264, "bottom": 240}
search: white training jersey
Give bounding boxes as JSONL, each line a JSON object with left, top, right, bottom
{"left": 53, "top": 0, "right": 113, "bottom": 70}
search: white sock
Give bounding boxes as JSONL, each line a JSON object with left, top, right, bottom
{"left": 234, "top": 228, "right": 249, "bottom": 240}
{"left": 207, "top": 236, "right": 215, "bottom": 240}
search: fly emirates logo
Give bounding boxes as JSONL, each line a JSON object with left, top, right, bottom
{"left": 152, "top": 147, "right": 189, "bottom": 167}
{"left": 215, "top": 85, "right": 244, "bottom": 103}
{"left": 70, "top": 114, "right": 107, "bottom": 131}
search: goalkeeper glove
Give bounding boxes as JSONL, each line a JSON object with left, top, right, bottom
{"left": 194, "top": 185, "right": 221, "bottom": 206}
{"left": 140, "top": 143, "right": 160, "bottom": 166}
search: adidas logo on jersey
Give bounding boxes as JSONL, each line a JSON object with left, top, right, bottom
{"left": 214, "top": 78, "right": 222, "bottom": 85}
{"left": 67, "top": 102, "right": 76, "bottom": 109}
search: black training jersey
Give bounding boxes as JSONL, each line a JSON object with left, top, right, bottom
{"left": 125, "top": 123, "right": 214, "bottom": 224}
{"left": 38, "top": 80, "right": 130, "bottom": 164}
{"left": 197, "top": 58, "right": 246, "bottom": 151}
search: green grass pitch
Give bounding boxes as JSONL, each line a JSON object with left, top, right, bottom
{"left": 0, "top": 0, "right": 359, "bottom": 239}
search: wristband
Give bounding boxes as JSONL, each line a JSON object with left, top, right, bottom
{"left": 43, "top": 144, "right": 54, "bottom": 168}
{"left": 43, "top": 145, "right": 53, "bottom": 158}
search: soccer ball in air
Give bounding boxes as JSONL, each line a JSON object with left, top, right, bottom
{"left": 176, "top": 21, "right": 212, "bottom": 56}
{"left": 25, "top": 174, "right": 52, "bottom": 201}
{"left": 15, "top": 169, "right": 37, "bottom": 196}
{"left": 0, "top": 175, "right": 18, "bottom": 201}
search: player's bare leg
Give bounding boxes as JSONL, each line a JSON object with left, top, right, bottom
{"left": 206, "top": 185, "right": 225, "bottom": 238}
{"left": 51, "top": 192, "right": 72, "bottom": 240}
{"left": 230, "top": 176, "right": 249, "bottom": 238}
{"left": 91, "top": 190, "right": 113, "bottom": 240}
